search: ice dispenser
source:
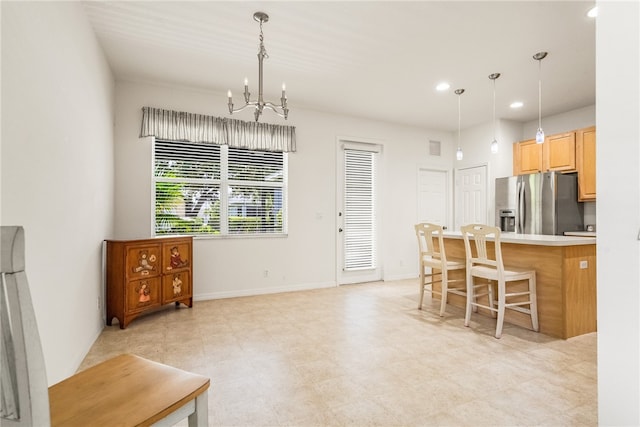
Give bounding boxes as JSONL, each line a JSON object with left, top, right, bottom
{"left": 499, "top": 209, "right": 516, "bottom": 232}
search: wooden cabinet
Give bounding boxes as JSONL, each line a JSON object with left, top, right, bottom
{"left": 514, "top": 131, "right": 578, "bottom": 175}
{"left": 576, "top": 126, "right": 596, "bottom": 201}
{"left": 513, "top": 139, "right": 543, "bottom": 175}
{"left": 543, "top": 132, "right": 576, "bottom": 172}
{"left": 106, "top": 236, "right": 193, "bottom": 328}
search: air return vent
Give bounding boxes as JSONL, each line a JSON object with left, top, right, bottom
{"left": 429, "top": 140, "right": 441, "bottom": 156}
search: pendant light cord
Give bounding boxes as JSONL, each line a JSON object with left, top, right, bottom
{"left": 493, "top": 78, "right": 497, "bottom": 140}
{"left": 538, "top": 59, "right": 542, "bottom": 129}
{"left": 458, "top": 93, "right": 461, "bottom": 148}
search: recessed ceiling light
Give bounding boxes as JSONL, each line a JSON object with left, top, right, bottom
{"left": 510, "top": 101, "right": 524, "bottom": 109}
{"left": 587, "top": 6, "right": 598, "bottom": 18}
{"left": 436, "top": 82, "right": 450, "bottom": 91}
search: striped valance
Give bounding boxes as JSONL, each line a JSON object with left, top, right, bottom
{"left": 139, "top": 106, "right": 296, "bottom": 153}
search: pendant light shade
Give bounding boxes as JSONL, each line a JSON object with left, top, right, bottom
{"left": 489, "top": 73, "right": 500, "bottom": 154}
{"left": 455, "top": 89, "right": 465, "bottom": 161}
{"left": 533, "top": 51, "right": 548, "bottom": 144}
{"left": 490, "top": 140, "right": 499, "bottom": 154}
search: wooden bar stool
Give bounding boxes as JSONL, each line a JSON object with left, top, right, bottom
{"left": 414, "top": 223, "right": 466, "bottom": 316}
{"left": 460, "top": 224, "right": 539, "bottom": 338}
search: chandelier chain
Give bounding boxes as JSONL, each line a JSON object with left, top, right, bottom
{"left": 259, "top": 20, "right": 268, "bottom": 59}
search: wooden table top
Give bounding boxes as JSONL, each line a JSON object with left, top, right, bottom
{"left": 49, "top": 353, "right": 210, "bottom": 427}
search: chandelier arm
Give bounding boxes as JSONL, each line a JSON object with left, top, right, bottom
{"left": 263, "top": 104, "right": 286, "bottom": 114}
{"left": 263, "top": 101, "right": 285, "bottom": 109}
{"left": 262, "top": 104, "right": 288, "bottom": 119}
{"left": 230, "top": 101, "right": 259, "bottom": 114}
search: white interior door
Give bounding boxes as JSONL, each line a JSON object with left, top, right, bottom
{"left": 455, "top": 165, "right": 488, "bottom": 230}
{"left": 417, "top": 168, "right": 449, "bottom": 229}
{"left": 337, "top": 140, "right": 382, "bottom": 285}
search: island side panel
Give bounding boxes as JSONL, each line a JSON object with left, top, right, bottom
{"left": 563, "top": 244, "right": 597, "bottom": 337}
{"left": 500, "top": 243, "right": 565, "bottom": 338}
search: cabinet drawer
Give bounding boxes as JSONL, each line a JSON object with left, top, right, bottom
{"left": 127, "top": 278, "right": 161, "bottom": 313}
{"left": 162, "top": 241, "right": 191, "bottom": 272}
{"left": 126, "top": 244, "right": 161, "bottom": 280}
{"left": 162, "top": 271, "right": 191, "bottom": 304}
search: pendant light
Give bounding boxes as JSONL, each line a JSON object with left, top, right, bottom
{"left": 533, "top": 51, "right": 548, "bottom": 144}
{"left": 455, "top": 89, "right": 464, "bottom": 161}
{"left": 489, "top": 73, "right": 500, "bottom": 154}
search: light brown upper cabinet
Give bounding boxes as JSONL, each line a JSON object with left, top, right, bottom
{"left": 513, "top": 139, "right": 543, "bottom": 175}
{"left": 514, "top": 131, "right": 578, "bottom": 175}
{"left": 576, "top": 126, "right": 596, "bottom": 201}
{"left": 543, "top": 132, "right": 576, "bottom": 172}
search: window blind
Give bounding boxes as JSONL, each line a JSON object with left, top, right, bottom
{"left": 153, "top": 140, "right": 286, "bottom": 236}
{"left": 344, "top": 149, "right": 377, "bottom": 270}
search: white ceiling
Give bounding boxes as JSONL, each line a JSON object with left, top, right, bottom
{"left": 81, "top": 1, "right": 596, "bottom": 131}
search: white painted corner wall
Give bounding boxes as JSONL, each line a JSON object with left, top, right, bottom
{"left": 596, "top": 1, "right": 640, "bottom": 425}
{"left": 1, "top": 2, "right": 114, "bottom": 385}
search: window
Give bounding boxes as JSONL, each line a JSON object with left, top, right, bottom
{"left": 153, "top": 139, "right": 287, "bottom": 236}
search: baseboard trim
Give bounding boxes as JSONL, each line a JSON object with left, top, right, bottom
{"left": 193, "top": 280, "right": 338, "bottom": 301}
{"left": 383, "top": 272, "right": 418, "bottom": 281}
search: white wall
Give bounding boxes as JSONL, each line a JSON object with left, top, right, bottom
{"left": 522, "top": 104, "right": 595, "bottom": 138}
{"left": 596, "top": 1, "right": 640, "bottom": 425}
{"left": 113, "top": 80, "right": 454, "bottom": 298}
{"left": 1, "top": 2, "right": 114, "bottom": 384}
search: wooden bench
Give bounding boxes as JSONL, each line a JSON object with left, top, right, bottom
{"left": 1, "top": 226, "right": 210, "bottom": 426}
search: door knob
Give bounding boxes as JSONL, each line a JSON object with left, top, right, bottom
{"left": 339, "top": 228, "right": 343, "bottom": 232}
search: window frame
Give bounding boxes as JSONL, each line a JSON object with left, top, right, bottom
{"left": 152, "top": 138, "right": 288, "bottom": 238}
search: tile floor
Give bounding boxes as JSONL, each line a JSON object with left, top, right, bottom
{"left": 81, "top": 279, "right": 597, "bottom": 426}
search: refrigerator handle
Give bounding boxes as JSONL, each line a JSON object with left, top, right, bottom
{"left": 517, "top": 179, "right": 525, "bottom": 233}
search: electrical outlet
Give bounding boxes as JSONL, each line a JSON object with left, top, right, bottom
{"left": 263, "top": 269, "right": 269, "bottom": 278}
{"left": 579, "top": 260, "right": 588, "bottom": 269}
{"left": 96, "top": 298, "right": 101, "bottom": 311}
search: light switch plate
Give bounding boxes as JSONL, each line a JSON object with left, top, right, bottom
{"left": 579, "top": 260, "right": 588, "bottom": 269}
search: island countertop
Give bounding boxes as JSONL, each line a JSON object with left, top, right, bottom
{"left": 442, "top": 231, "right": 595, "bottom": 246}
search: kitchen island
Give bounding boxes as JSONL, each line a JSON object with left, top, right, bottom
{"left": 439, "top": 232, "right": 596, "bottom": 339}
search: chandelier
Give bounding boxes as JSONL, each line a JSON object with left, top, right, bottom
{"left": 227, "top": 12, "right": 289, "bottom": 122}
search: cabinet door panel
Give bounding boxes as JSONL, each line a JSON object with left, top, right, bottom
{"left": 544, "top": 132, "right": 576, "bottom": 171}
{"left": 162, "top": 241, "right": 191, "bottom": 272}
{"left": 162, "top": 271, "right": 191, "bottom": 304}
{"left": 577, "top": 126, "right": 596, "bottom": 200}
{"left": 127, "top": 278, "right": 161, "bottom": 313}
{"left": 517, "top": 140, "right": 543, "bottom": 174}
{"left": 126, "top": 244, "right": 161, "bottom": 279}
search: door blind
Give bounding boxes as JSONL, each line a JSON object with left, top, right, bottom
{"left": 344, "top": 149, "right": 376, "bottom": 270}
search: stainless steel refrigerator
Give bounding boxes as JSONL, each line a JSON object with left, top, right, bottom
{"left": 495, "top": 172, "right": 584, "bottom": 235}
